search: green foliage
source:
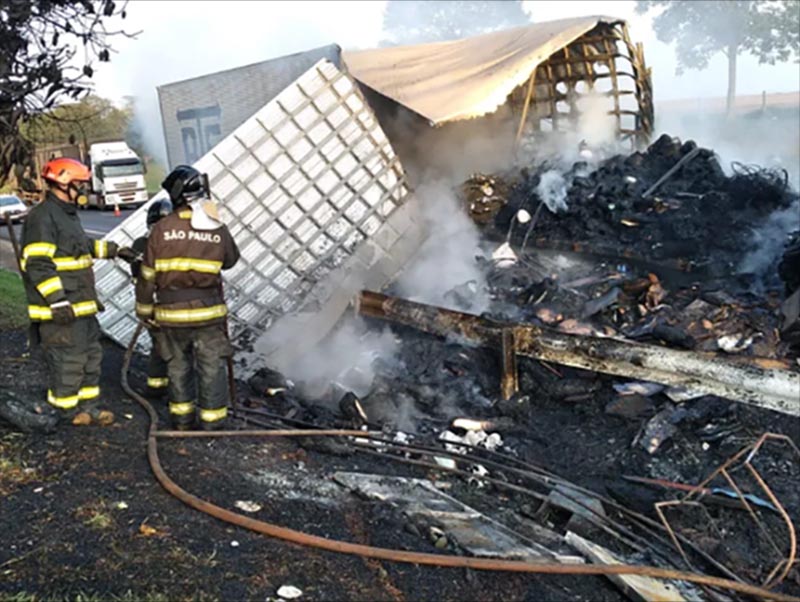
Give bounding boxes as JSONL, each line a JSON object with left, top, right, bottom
{"left": 0, "top": 1, "right": 135, "bottom": 186}
{"left": 21, "top": 95, "right": 134, "bottom": 148}
{"left": 0, "top": 268, "right": 27, "bottom": 330}
{"left": 381, "top": 0, "right": 530, "bottom": 46}
{"left": 635, "top": 0, "right": 800, "bottom": 73}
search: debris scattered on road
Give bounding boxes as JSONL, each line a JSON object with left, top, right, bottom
{"left": 277, "top": 585, "right": 303, "bottom": 599}
{"left": 234, "top": 500, "right": 262, "bottom": 513}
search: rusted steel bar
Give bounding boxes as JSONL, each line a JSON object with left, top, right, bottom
{"left": 357, "top": 291, "right": 800, "bottom": 416}
{"left": 656, "top": 434, "right": 799, "bottom": 590}
{"left": 501, "top": 328, "right": 519, "bottom": 401}
{"left": 642, "top": 147, "right": 703, "bottom": 198}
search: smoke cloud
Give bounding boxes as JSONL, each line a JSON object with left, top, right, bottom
{"left": 536, "top": 170, "right": 569, "bottom": 213}
{"left": 575, "top": 92, "right": 619, "bottom": 149}
{"left": 273, "top": 314, "right": 400, "bottom": 402}
{"left": 394, "top": 180, "right": 491, "bottom": 313}
{"left": 739, "top": 197, "right": 800, "bottom": 280}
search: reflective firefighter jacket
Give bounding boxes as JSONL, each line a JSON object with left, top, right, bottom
{"left": 135, "top": 208, "right": 240, "bottom": 327}
{"left": 21, "top": 192, "right": 119, "bottom": 322}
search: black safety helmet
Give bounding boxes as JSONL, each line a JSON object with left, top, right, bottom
{"left": 161, "top": 165, "right": 208, "bottom": 207}
{"left": 146, "top": 199, "right": 173, "bottom": 228}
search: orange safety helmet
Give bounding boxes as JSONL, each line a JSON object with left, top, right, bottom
{"left": 41, "top": 157, "right": 91, "bottom": 186}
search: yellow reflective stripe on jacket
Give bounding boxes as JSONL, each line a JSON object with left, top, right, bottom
{"left": 140, "top": 265, "right": 156, "bottom": 281}
{"left": 79, "top": 386, "right": 100, "bottom": 400}
{"left": 147, "top": 377, "right": 169, "bottom": 389}
{"left": 28, "top": 300, "right": 99, "bottom": 320}
{"left": 23, "top": 242, "right": 57, "bottom": 259}
{"left": 154, "top": 257, "right": 223, "bottom": 274}
{"left": 53, "top": 254, "right": 94, "bottom": 271}
{"left": 48, "top": 390, "right": 80, "bottom": 410}
{"left": 169, "top": 401, "right": 194, "bottom": 416}
{"left": 25, "top": 255, "right": 94, "bottom": 272}
{"left": 36, "top": 276, "right": 64, "bottom": 297}
{"left": 136, "top": 302, "right": 154, "bottom": 316}
{"left": 94, "top": 240, "right": 109, "bottom": 259}
{"left": 154, "top": 304, "right": 228, "bottom": 324}
{"left": 199, "top": 407, "right": 228, "bottom": 423}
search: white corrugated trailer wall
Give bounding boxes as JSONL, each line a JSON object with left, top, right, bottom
{"left": 158, "top": 44, "right": 341, "bottom": 169}
{"left": 93, "top": 59, "right": 424, "bottom": 365}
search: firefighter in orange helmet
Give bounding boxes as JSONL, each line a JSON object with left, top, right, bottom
{"left": 20, "top": 158, "right": 136, "bottom": 426}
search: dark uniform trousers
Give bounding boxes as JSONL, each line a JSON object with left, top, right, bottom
{"left": 132, "top": 236, "right": 170, "bottom": 396}
{"left": 153, "top": 323, "right": 231, "bottom": 429}
{"left": 39, "top": 316, "right": 103, "bottom": 409}
{"left": 145, "top": 331, "right": 170, "bottom": 396}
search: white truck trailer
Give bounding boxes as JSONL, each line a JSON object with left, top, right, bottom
{"left": 88, "top": 141, "right": 149, "bottom": 209}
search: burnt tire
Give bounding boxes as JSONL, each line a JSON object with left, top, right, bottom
{"left": 0, "top": 393, "right": 59, "bottom": 433}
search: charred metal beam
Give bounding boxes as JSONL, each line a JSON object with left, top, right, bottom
{"left": 357, "top": 291, "right": 800, "bottom": 417}
{"left": 501, "top": 328, "right": 519, "bottom": 401}
{"left": 642, "top": 147, "right": 703, "bottom": 198}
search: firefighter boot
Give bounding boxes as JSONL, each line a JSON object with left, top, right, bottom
{"left": 70, "top": 401, "right": 115, "bottom": 427}
{"left": 171, "top": 411, "right": 196, "bottom": 431}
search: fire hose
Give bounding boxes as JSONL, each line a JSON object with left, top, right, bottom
{"left": 121, "top": 323, "right": 800, "bottom": 601}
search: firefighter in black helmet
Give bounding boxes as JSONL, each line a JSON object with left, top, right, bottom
{"left": 129, "top": 198, "right": 173, "bottom": 397}
{"left": 135, "top": 166, "right": 240, "bottom": 430}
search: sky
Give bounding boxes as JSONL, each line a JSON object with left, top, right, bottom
{"left": 87, "top": 0, "right": 800, "bottom": 157}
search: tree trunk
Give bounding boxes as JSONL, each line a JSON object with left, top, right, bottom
{"left": 726, "top": 44, "right": 738, "bottom": 117}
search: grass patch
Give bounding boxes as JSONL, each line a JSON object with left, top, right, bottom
{"left": 0, "top": 433, "right": 38, "bottom": 495}
{"left": 5, "top": 592, "right": 180, "bottom": 602}
{"left": 74, "top": 500, "right": 115, "bottom": 531}
{"left": 0, "top": 268, "right": 28, "bottom": 330}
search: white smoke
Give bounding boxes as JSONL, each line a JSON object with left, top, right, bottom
{"left": 739, "top": 197, "right": 800, "bottom": 277}
{"left": 246, "top": 180, "right": 491, "bottom": 414}
{"left": 273, "top": 315, "right": 400, "bottom": 401}
{"left": 575, "top": 92, "right": 619, "bottom": 149}
{"left": 537, "top": 170, "right": 569, "bottom": 213}
{"left": 394, "top": 180, "right": 490, "bottom": 313}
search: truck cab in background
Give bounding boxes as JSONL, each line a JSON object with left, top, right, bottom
{"left": 88, "top": 141, "right": 148, "bottom": 210}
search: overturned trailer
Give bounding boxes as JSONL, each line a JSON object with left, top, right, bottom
{"left": 158, "top": 44, "right": 342, "bottom": 168}
{"left": 155, "top": 17, "right": 652, "bottom": 183}
{"left": 344, "top": 16, "right": 653, "bottom": 180}
{"left": 95, "top": 18, "right": 653, "bottom": 366}
{"left": 94, "top": 59, "right": 424, "bottom": 368}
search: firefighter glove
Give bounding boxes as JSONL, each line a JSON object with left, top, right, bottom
{"left": 50, "top": 301, "right": 76, "bottom": 325}
{"left": 117, "top": 246, "right": 140, "bottom": 264}
{"left": 140, "top": 318, "right": 160, "bottom": 331}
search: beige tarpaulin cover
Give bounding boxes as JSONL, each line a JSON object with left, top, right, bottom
{"left": 343, "top": 16, "right": 619, "bottom": 125}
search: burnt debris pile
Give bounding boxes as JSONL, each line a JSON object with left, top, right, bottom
{"left": 237, "top": 134, "right": 800, "bottom": 601}
{"left": 483, "top": 134, "right": 798, "bottom": 285}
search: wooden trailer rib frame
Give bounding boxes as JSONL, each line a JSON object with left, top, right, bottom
{"left": 513, "top": 21, "right": 654, "bottom": 149}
